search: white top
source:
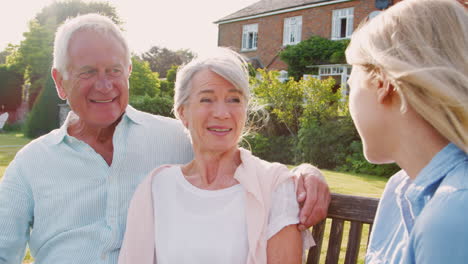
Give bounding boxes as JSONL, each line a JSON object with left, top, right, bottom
{"left": 152, "top": 166, "right": 300, "bottom": 264}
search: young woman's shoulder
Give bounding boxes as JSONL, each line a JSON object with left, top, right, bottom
{"left": 408, "top": 187, "right": 468, "bottom": 263}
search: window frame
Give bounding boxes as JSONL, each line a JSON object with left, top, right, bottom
{"left": 241, "top": 23, "right": 259, "bottom": 51}
{"left": 283, "top": 16, "right": 303, "bottom": 46}
{"left": 331, "top": 8, "right": 354, "bottom": 40}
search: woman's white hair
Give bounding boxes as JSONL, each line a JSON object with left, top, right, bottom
{"left": 346, "top": 0, "right": 468, "bottom": 152}
{"left": 52, "top": 13, "right": 131, "bottom": 79}
{"left": 173, "top": 47, "right": 250, "bottom": 120}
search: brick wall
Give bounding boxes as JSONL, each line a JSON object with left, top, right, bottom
{"left": 217, "top": 0, "right": 386, "bottom": 71}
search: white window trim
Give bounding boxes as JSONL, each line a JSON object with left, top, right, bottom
{"left": 283, "top": 16, "right": 302, "bottom": 46}
{"left": 331, "top": 7, "right": 354, "bottom": 40}
{"left": 278, "top": 70, "right": 289, "bottom": 82}
{"left": 241, "top": 24, "right": 258, "bottom": 51}
{"left": 304, "top": 64, "right": 352, "bottom": 98}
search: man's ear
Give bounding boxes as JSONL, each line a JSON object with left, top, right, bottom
{"left": 51, "top": 68, "right": 68, "bottom": 100}
{"left": 377, "top": 80, "right": 395, "bottom": 104}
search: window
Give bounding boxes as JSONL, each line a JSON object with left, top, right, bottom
{"left": 331, "top": 8, "right": 354, "bottom": 40}
{"left": 283, "top": 16, "right": 302, "bottom": 46}
{"left": 242, "top": 24, "right": 258, "bottom": 51}
{"left": 278, "top": 70, "right": 289, "bottom": 82}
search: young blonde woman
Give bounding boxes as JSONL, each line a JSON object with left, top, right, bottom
{"left": 345, "top": 0, "right": 468, "bottom": 263}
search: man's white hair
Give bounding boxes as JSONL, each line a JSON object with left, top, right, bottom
{"left": 52, "top": 13, "right": 131, "bottom": 79}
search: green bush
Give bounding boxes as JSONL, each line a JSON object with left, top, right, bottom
{"left": 0, "top": 64, "right": 24, "bottom": 111}
{"left": 338, "top": 141, "right": 401, "bottom": 177}
{"left": 3, "top": 122, "right": 24, "bottom": 132}
{"left": 23, "top": 73, "right": 63, "bottom": 138}
{"left": 241, "top": 132, "right": 296, "bottom": 165}
{"left": 159, "top": 80, "right": 174, "bottom": 98}
{"left": 129, "top": 94, "right": 173, "bottom": 117}
{"left": 297, "top": 116, "right": 358, "bottom": 169}
{"left": 279, "top": 36, "right": 349, "bottom": 80}
{"left": 129, "top": 57, "right": 160, "bottom": 97}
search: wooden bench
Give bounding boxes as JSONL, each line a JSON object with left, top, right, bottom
{"left": 306, "top": 193, "right": 380, "bottom": 264}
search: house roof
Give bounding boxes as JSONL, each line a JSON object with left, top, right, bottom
{"left": 214, "top": 0, "right": 338, "bottom": 24}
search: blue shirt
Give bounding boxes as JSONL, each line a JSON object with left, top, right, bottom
{"left": 0, "top": 106, "right": 193, "bottom": 264}
{"left": 366, "top": 143, "right": 468, "bottom": 264}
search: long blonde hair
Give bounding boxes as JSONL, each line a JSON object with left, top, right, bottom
{"left": 346, "top": 0, "right": 468, "bottom": 153}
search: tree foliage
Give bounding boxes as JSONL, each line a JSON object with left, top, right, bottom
{"left": 129, "top": 95, "right": 173, "bottom": 117}
{"left": 247, "top": 70, "right": 398, "bottom": 176}
{"left": 160, "top": 65, "right": 178, "bottom": 98}
{"left": 8, "top": 0, "right": 121, "bottom": 108}
{"left": 35, "top": 0, "right": 121, "bottom": 26}
{"left": 251, "top": 69, "right": 305, "bottom": 136}
{"left": 279, "top": 35, "right": 349, "bottom": 80}
{"left": 24, "top": 73, "right": 63, "bottom": 138}
{"left": 129, "top": 57, "right": 160, "bottom": 97}
{"left": 0, "top": 65, "right": 24, "bottom": 111}
{"left": 141, "top": 46, "right": 194, "bottom": 78}
{"left": 128, "top": 58, "right": 173, "bottom": 117}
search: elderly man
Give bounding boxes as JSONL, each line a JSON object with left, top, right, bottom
{"left": 0, "top": 14, "right": 330, "bottom": 263}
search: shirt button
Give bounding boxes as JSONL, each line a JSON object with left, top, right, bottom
{"left": 101, "top": 253, "right": 106, "bottom": 260}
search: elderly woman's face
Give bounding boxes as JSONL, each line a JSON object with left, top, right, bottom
{"left": 179, "top": 69, "right": 247, "bottom": 154}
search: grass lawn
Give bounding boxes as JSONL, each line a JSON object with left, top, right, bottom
{"left": 0, "top": 132, "right": 388, "bottom": 264}
{"left": 308, "top": 170, "right": 387, "bottom": 264}
{"left": 0, "top": 132, "right": 32, "bottom": 179}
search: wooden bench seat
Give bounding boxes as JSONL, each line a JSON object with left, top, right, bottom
{"left": 306, "top": 193, "right": 380, "bottom": 264}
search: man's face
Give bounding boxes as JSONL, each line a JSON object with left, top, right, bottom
{"left": 54, "top": 30, "right": 131, "bottom": 129}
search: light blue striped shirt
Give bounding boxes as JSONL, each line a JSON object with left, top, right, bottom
{"left": 366, "top": 143, "right": 468, "bottom": 264}
{"left": 0, "top": 106, "right": 193, "bottom": 264}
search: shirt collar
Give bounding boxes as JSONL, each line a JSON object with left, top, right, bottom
{"left": 124, "top": 105, "right": 144, "bottom": 125}
{"left": 404, "top": 143, "right": 466, "bottom": 217}
{"left": 50, "top": 105, "right": 143, "bottom": 145}
{"left": 411, "top": 143, "right": 465, "bottom": 190}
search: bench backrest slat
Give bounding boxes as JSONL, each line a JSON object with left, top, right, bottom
{"left": 306, "top": 193, "right": 380, "bottom": 264}
{"left": 307, "top": 219, "right": 326, "bottom": 264}
{"left": 344, "top": 221, "right": 363, "bottom": 264}
{"left": 325, "top": 218, "right": 344, "bottom": 264}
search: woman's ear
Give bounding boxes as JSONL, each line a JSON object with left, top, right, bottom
{"left": 377, "top": 80, "right": 396, "bottom": 105}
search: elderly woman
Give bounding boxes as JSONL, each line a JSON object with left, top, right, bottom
{"left": 345, "top": 0, "right": 468, "bottom": 263}
{"left": 118, "top": 48, "right": 313, "bottom": 264}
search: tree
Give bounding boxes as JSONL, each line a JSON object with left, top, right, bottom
{"left": 251, "top": 69, "right": 305, "bottom": 137}
{"left": 9, "top": 0, "right": 121, "bottom": 108}
{"left": 160, "top": 65, "right": 178, "bottom": 98}
{"left": 141, "top": 46, "right": 194, "bottom": 78}
{"left": 279, "top": 35, "right": 349, "bottom": 80}
{"left": 0, "top": 65, "right": 24, "bottom": 111}
{"left": 129, "top": 57, "right": 160, "bottom": 97}
{"left": 0, "top": 51, "right": 8, "bottom": 65}
{"left": 23, "top": 72, "right": 64, "bottom": 138}
{"left": 35, "top": 0, "right": 121, "bottom": 26}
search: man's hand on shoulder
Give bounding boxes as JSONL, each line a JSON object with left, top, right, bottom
{"left": 292, "top": 164, "right": 330, "bottom": 231}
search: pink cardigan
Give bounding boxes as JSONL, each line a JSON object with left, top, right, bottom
{"left": 118, "top": 148, "right": 313, "bottom": 264}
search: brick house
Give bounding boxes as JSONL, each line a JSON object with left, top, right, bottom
{"left": 214, "top": 0, "right": 403, "bottom": 91}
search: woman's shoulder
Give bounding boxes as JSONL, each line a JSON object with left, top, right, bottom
{"left": 410, "top": 188, "right": 468, "bottom": 258}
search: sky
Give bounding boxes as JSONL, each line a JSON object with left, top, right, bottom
{"left": 0, "top": 0, "right": 259, "bottom": 57}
